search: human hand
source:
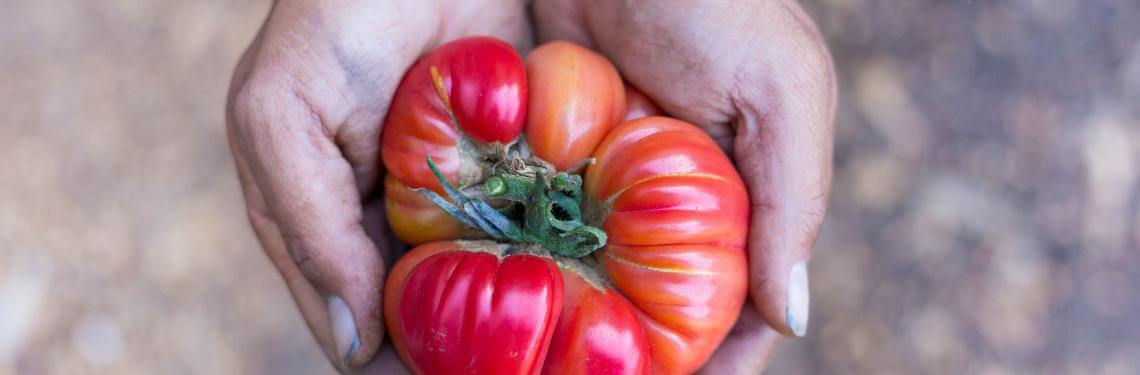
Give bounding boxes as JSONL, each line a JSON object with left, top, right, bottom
{"left": 533, "top": 0, "right": 836, "bottom": 373}
{"left": 224, "top": 0, "right": 529, "bottom": 371}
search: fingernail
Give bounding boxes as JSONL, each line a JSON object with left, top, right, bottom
{"left": 327, "top": 295, "right": 360, "bottom": 367}
{"left": 786, "top": 261, "right": 809, "bottom": 337}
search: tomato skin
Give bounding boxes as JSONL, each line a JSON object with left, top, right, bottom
{"left": 524, "top": 42, "right": 625, "bottom": 171}
{"left": 381, "top": 37, "right": 527, "bottom": 244}
{"left": 585, "top": 117, "right": 749, "bottom": 375}
{"left": 442, "top": 38, "right": 528, "bottom": 144}
{"left": 599, "top": 243, "right": 747, "bottom": 375}
{"left": 386, "top": 242, "right": 563, "bottom": 375}
{"left": 383, "top": 175, "right": 462, "bottom": 244}
{"left": 541, "top": 271, "right": 650, "bottom": 375}
{"left": 381, "top": 36, "right": 527, "bottom": 192}
{"left": 384, "top": 242, "right": 456, "bottom": 368}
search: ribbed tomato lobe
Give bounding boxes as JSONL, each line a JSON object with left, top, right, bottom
{"left": 396, "top": 250, "right": 563, "bottom": 374}
{"left": 542, "top": 271, "right": 650, "bottom": 375}
{"left": 434, "top": 36, "right": 527, "bottom": 144}
{"left": 380, "top": 37, "right": 529, "bottom": 244}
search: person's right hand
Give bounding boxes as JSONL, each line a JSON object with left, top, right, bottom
{"left": 224, "top": 0, "right": 530, "bottom": 371}
{"left": 533, "top": 1, "right": 836, "bottom": 373}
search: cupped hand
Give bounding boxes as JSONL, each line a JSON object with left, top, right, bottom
{"left": 228, "top": 0, "right": 833, "bottom": 372}
{"left": 224, "top": 0, "right": 529, "bottom": 371}
{"left": 533, "top": 0, "right": 837, "bottom": 373}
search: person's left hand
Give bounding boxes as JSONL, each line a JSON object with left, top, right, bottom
{"left": 532, "top": 1, "right": 837, "bottom": 372}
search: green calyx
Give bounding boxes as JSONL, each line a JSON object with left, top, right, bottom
{"left": 413, "top": 157, "right": 606, "bottom": 258}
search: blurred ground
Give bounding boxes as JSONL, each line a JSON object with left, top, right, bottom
{"left": 1, "top": 0, "right": 1138, "bottom": 374}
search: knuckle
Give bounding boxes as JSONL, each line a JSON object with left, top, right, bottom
{"left": 749, "top": 189, "right": 828, "bottom": 246}
{"left": 230, "top": 75, "right": 284, "bottom": 131}
{"left": 229, "top": 68, "right": 330, "bottom": 143}
{"left": 800, "top": 195, "right": 828, "bottom": 241}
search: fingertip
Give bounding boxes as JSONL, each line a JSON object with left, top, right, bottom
{"left": 749, "top": 243, "right": 811, "bottom": 338}
{"left": 325, "top": 278, "right": 386, "bottom": 370}
{"left": 288, "top": 228, "right": 386, "bottom": 369}
{"left": 328, "top": 295, "right": 361, "bottom": 368}
{"left": 785, "top": 261, "right": 809, "bottom": 337}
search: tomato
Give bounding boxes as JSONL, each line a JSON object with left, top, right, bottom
{"left": 583, "top": 117, "right": 749, "bottom": 374}
{"left": 540, "top": 264, "right": 650, "bottom": 375}
{"left": 380, "top": 37, "right": 748, "bottom": 375}
{"left": 384, "top": 242, "right": 563, "bottom": 374}
{"left": 381, "top": 37, "right": 528, "bottom": 244}
{"left": 525, "top": 42, "right": 626, "bottom": 171}
{"left": 383, "top": 174, "right": 462, "bottom": 245}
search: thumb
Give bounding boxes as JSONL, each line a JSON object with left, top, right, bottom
{"left": 228, "top": 74, "right": 386, "bottom": 369}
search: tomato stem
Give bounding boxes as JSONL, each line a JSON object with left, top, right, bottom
{"left": 483, "top": 174, "right": 534, "bottom": 203}
{"left": 414, "top": 157, "right": 606, "bottom": 257}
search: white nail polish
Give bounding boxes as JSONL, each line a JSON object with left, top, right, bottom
{"left": 786, "top": 261, "right": 809, "bottom": 337}
{"left": 327, "top": 296, "right": 359, "bottom": 366}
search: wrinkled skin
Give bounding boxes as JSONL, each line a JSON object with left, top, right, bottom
{"left": 225, "top": 0, "right": 835, "bottom": 373}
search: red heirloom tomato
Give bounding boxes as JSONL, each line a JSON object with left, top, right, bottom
{"left": 381, "top": 36, "right": 528, "bottom": 244}
{"left": 380, "top": 38, "right": 748, "bottom": 375}
{"left": 383, "top": 241, "right": 564, "bottom": 374}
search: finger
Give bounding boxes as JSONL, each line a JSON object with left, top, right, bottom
{"left": 227, "top": 31, "right": 340, "bottom": 364}
{"left": 734, "top": 85, "right": 832, "bottom": 338}
{"left": 232, "top": 121, "right": 410, "bottom": 374}
{"left": 226, "top": 125, "right": 342, "bottom": 362}
{"left": 227, "top": 27, "right": 369, "bottom": 369}
{"left": 227, "top": 23, "right": 388, "bottom": 367}
{"left": 729, "top": 1, "right": 836, "bottom": 337}
{"left": 228, "top": 29, "right": 345, "bottom": 362}
{"left": 697, "top": 303, "right": 783, "bottom": 374}
{"left": 228, "top": 73, "right": 387, "bottom": 369}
